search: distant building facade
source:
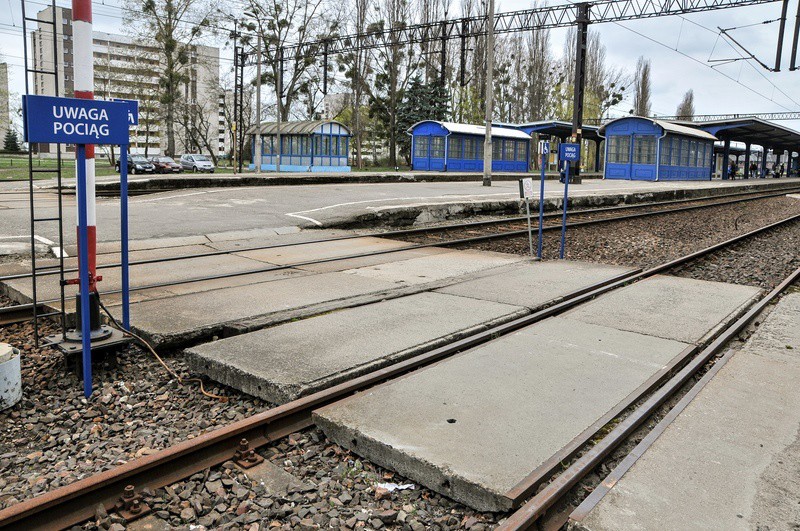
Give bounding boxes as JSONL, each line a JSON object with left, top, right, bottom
{"left": 31, "top": 6, "right": 226, "bottom": 159}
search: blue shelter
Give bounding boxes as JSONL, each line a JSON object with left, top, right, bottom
{"left": 599, "top": 117, "right": 717, "bottom": 181}
{"left": 248, "top": 120, "right": 351, "bottom": 172}
{"left": 408, "top": 121, "right": 531, "bottom": 172}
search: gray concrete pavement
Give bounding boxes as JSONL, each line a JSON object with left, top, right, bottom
{"left": 571, "top": 292, "right": 800, "bottom": 531}
{"left": 3, "top": 178, "right": 799, "bottom": 247}
{"left": 313, "top": 275, "right": 763, "bottom": 511}
{"left": 185, "top": 260, "right": 632, "bottom": 403}
{"left": 186, "top": 292, "right": 528, "bottom": 404}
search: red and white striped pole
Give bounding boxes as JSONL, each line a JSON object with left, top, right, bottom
{"left": 72, "top": 0, "right": 97, "bottom": 292}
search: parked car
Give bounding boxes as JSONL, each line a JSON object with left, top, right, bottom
{"left": 180, "top": 154, "right": 215, "bottom": 173}
{"left": 115, "top": 154, "right": 155, "bottom": 174}
{"left": 149, "top": 156, "right": 183, "bottom": 174}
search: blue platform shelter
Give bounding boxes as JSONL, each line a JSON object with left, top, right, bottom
{"left": 248, "top": 120, "right": 351, "bottom": 172}
{"left": 408, "top": 121, "right": 531, "bottom": 172}
{"left": 599, "top": 117, "right": 717, "bottom": 181}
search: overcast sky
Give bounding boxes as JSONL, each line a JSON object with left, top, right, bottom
{"left": 1, "top": 0, "right": 798, "bottom": 131}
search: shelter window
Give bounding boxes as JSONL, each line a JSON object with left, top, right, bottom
{"left": 414, "top": 136, "right": 429, "bottom": 158}
{"left": 431, "top": 136, "right": 445, "bottom": 158}
{"left": 688, "top": 141, "right": 697, "bottom": 167}
{"left": 697, "top": 143, "right": 705, "bottom": 167}
{"left": 706, "top": 142, "right": 713, "bottom": 166}
{"left": 516, "top": 141, "right": 527, "bottom": 162}
{"left": 633, "top": 135, "right": 656, "bottom": 165}
{"left": 669, "top": 138, "right": 680, "bottom": 166}
{"left": 608, "top": 136, "right": 630, "bottom": 164}
{"left": 504, "top": 139, "right": 515, "bottom": 161}
{"left": 493, "top": 139, "right": 502, "bottom": 160}
{"left": 450, "top": 137, "right": 463, "bottom": 159}
{"left": 281, "top": 136, "right": 290, "bottom": 154}
{"left": 681, "top": 138, "right": 690, "bottom": 166}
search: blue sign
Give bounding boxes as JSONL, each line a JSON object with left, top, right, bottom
{"left": 111, "top": 98, "right": 139, "bottom": 126}
{"left": 559, "top": 143, "right": 580, "bottom": 162}
{"left": 23, "top": 95, "right": 129, "bottom": 145}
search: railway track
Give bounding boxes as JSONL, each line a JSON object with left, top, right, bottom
{"left": 2, "top": 209, "right": 798, "bottom": 530}
{"left": 1, "top": 185, "right": 799, "bottom": 313}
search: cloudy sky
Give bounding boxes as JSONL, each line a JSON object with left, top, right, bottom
{"left": 1, "top": 0, "right": 798, "bottom": 131}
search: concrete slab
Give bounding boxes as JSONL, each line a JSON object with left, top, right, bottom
{"left": 314, "top": 317, "right": 691, "bottom": 511}
{"left": 572, "top": 293, "right": 800, "bottom": 531}
{"left": 232, "top": 236, "right": 412, "bottom": 265}
{"left": 344, "top": 249, "right": 524, "bottom": 285}
{"left": 437, "top": 260, "right": 636, "bottom": 309}
{"left": 126, "top": 271, "right": 400, "bottom": 346}
{"left": 314, "top": 274, "right": 764, "bottom": 512}
{"left": 296, "top": 246, "right": 454, "bottom": 274}
{"left": 565, "top": 275, "right": 761, "bottom": 343}
{"left": 186, "top": 292, "right": 528, "bottom": 404}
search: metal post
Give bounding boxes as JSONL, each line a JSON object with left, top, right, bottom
{"left": 559, "top": 161, "right": 570, "bottom": 259}
{"left": 440, "top": 20, "right": 447, "bottom": 86}
{"left": 323, "top": 41, "right": 329, "bottom": 94}
{"left": 460, "top": 21, "right": 468, "bottom": 87}
{"left": 570, "top": 3, "right": 590, "bottom": 180}
{"left": 238, "top": 50, "right": 246, "bottom": 173}
{"left": 76, "top": 144, "right": 92, "bottom": 398}
{"left": 791, "top": 0, "right": 800, "bottom": 70}
{"left": 276, "top": 47, "right": 283, "bottom": 173}
{"left": 775, "top": 0, "right": 790, "bottom": 71}
{"left": 744, "top": 142, "right": 751, "bottom": 179}
{"left": 537, "top": 150, "right": 546, "bottom": 259}
{"left": 482, "top": 0, "right": 494, "bottom": 187}
{"left": 722, "top": 139, "right": 730, "bottom": 179}
{"left": 525, "top": 199, "right": 533, "bottom": 257}
{"left": 232, "top": 42, "right": 238, "bottom": 175}
{"left": 119, "top": 147, "right": 129, "bottom": 330}
{"left": 255, "top": 40, "right": 262, "bottom": 174}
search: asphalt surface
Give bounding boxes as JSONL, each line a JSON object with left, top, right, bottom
{"left": 2, "top": 177, "right": 800, "bottom": 247}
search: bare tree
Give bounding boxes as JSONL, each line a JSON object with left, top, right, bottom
{"left": 676, "top": 89, "right": 695, "bottom": 120}
{"left": 632, "top": 56, "right": 652, "bottom": 117}
{"left": 128, "top": 0, "right": 216, "bottom": 157}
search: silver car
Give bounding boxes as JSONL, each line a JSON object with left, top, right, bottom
{"left": 180, "top": 154, "right": 215, "bottom": 173}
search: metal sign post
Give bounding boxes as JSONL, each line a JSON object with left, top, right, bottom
{"left": 519, "top": 177, "right": 536, "bottom": 257}
{"left": 558, "top": 143, "right": 580, "bottom": 259}
{"left": 23, "top": 94, "right": 131, "bottom": 398}
{"left": 537, "top": 140, "right": 550, "bottom": 259}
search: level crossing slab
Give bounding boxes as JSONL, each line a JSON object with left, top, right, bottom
{"left": 436, "top": 260, "right": 636, "bottom": 308}
{"left": 185, "top": 292, "right": 529, "bottom": 404}
{"left": 313, "top": 275, "right": 763, "bottom": 511}
{"left": 571, "top": 292, "right": 800, "bottom": 531}
{"left": 184, "top": 260, "right": 634, "bottom": 403}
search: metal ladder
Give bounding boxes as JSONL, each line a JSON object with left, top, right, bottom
{"left": 21, "top": 0, "right": 67, "bottom": 347}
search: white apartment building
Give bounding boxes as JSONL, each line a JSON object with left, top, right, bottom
{"left": 31, "top": 6, "right": 226, "bottom": 160}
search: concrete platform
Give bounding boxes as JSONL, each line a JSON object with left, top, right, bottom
{"left": 186, "top": 292, "right": 528, "bottom": 404}
{"left": 313, "top": 275, "right": 762, "bottom": 511}
{"left": 123, "top": 249, "right": 525, "bottom": 347}
{"left": 571, "top": 292, "right": 800, "bottom": 531}
{"left": 185, "top": 260, "right": 634, "bottom": 403}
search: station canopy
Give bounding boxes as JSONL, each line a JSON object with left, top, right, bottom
{"left": 247, "top": 120, "right": 350, "bottom": 135}
{"left": 505, "top": 120, "right": 602, "bottom": 142}
{"left": 693, "top": 117, "right": 800, "bottom": 154}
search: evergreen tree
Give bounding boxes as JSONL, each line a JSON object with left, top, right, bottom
{"left": 395, "top": 77, "right": 449, "bottom": 163}
{"left": 3, "top": 130, "right": 20, "bottom": 153}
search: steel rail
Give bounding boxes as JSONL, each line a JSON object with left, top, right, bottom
{"left": 2, "top": 211, "right": 798, "bottom": 530}
{"left": 497, "top": 265, "right": 800, "bottom": 530}
{"left": 0, "top": 303, "right": 48, "bottom": 326}
{"left": 2, "top": 183, "right": 799, "bottom": 284}
{"left": 8, "top": 187, "right": 800, "bottom": 312}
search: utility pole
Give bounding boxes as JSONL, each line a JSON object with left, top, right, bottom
{"left": 232, "top": 23, "right": 239, "bottom": 175}
{"left": 482, "top": 0, "right": 494, "bottom": 187}
{"left": 276, "top": 47, "right": 283, "bottom": 173}
{"left": 255, "top": 40, "right": 262, "bottom": 174}
{"left": 238, "top": 49, "right": 246, "bottom": 173}
{"left": 570, "top": 2, "right": 590, "bottom": 182}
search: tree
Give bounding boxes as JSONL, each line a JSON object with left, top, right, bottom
{"left": 632, "top": 56, "right": 651, "bottom": 117}
{"left": 131, "top": 0, "right": 215, "bottom": 156}
{"left": 395, "top": 76, "right": 448, "bottom": 163}
{"left": 676, "top": 89, "right": 695, "bottom": 120}
{"left": 3, "top": 129, "right": 20, "bottom": 152}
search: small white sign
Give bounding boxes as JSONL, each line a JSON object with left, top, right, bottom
{"left": 538, "top": 140, "right": 550, "bottom": 155}
{"left": 519, "top": 177, "right": 535, "bottom": 199}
